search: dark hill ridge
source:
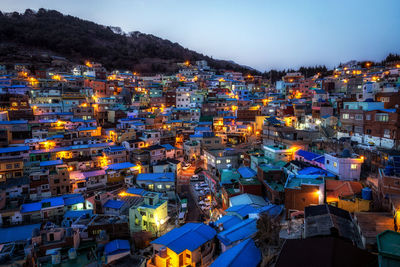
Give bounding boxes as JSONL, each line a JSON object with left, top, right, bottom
{"left": 0, "top": 8, "right": 259, "bottom": 74}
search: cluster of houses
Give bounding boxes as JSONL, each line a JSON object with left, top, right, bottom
{"left": 0, "top": 59, "right": 400, "bottom": 266}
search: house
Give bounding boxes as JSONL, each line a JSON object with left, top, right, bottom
{"left": 122, "top": 139, "right": 146, "bottom": 151}
{"left": 160, "top": 144, "right": 177, "bottom": 159}
{"left": 217, "top": 218, "right": 258, "bottom": 252}
{"left": 183, "top": 140, "right": 201, "bottom": 161}
{"left": 204, "top": 148, "right": 240, "bottom": 176}
{"left": 71, "top": 169, "right": 107, "bottom": 193}
{"left": 136, "top": 173, "right": 175, "bottom": 198}
{"left": 295, "top": 149, "right": 325, "bottom": 169}
{"left": 21, "top": 196, "right": 65, "bottom": 223}
{"left": 210, "top": 238, "right": 261, "bottom": 267}
{"left": 284, "top": 175, "right": 325, "bottom": 218}
{"left": 324, "top": 150, "right": 364, "bottom": 181}
{"left": 224, "top": 204, "right": 260, "bottom": 221}
{"left": 214, "top": 215, "right": 242, "bottom": 231}
{"left": 325, "top": 180, "right": 371, "bottom": 212}
{"left": 29, "top": 225, "right": 81, "bottom": 257}
{"left": 71, "top": 214, "right": 130, "bottom": 240}
{"left": 0, "top": 223, "right": 41, "bottom": 246}
{"left": 229, "top": 193, "right": 268, "bottom": 208}
{"left": 304, "top": 204, "right": 360, "bottom": 245}
{"left": 152, "top": 159, "right": 181, "bottom": 175}
{"left": 142, "top": 145, "right": 166, "bottom": 165}
{"left": 103, "top": 199, "right": 125, "bottom": 215}
{"left": 39, "top": 160, "right": 70, "bottom": 196}
{"left": 129, "top": 191, "right": 168, "bottom": 236}
{"left": 263, "top": 144, "right": 297, "bottom": 162}
{"left": 257, "top": 163, "right": 286, "bottom": 204}
{"left": 105, "top": 162, "right": 138, "bottom": 185}
{"left": 148, "top": 223, "right": 216, "bottom": 267}
{"left": 104, "top": 239, "right": 131, "bottom": 264}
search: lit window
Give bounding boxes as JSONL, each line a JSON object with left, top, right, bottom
{"left": 226, "top": 159, "right": 231, "bottom": 163}
{"left": 333, "top": 162, "right": 337, "bottom": 167}
{"left": 157, "top": 184, "right": 163, "bottom": 189}
{"left": 342, "top": 114, "right": 349, "bottom": 119}
{"left": 351, "top": 164, "right": 357, "bottom": 169}
{"left": 216, "top": 160, "right": 221, "bottom": 164}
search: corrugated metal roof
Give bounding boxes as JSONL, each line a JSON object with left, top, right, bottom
{"left": 211, "top": 238, "right": 261, "bottom": 267}
{"left": 151, "top": 223, "right": 216, "bottom": 254}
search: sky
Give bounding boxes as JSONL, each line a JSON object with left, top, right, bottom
{"left": 1, "top": 0, "right": 400, "bottom": 71}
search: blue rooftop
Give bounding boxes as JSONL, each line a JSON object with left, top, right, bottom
{"left": 0, "top": 146, "right": 29, "bottom": 154}
{"left": 160, "top": 144, "right": 176, "bottom": 150}
{"left": 217, "top": 218, "right": 258, "bottom": 246}
{"left": 298, "top": 167, "right": 335, "bottom": 178}
{"left": 20, "top": 202, "right": 42, "bottom": 213}
{"left": 195, "top": 126, "right": 211, "bottom": 132}
{"left": 107, "top": 145, "right": 126, "bottom": 152}
{"left": 296, "top": 150, "right": 323, "bottom": 162}
{"left": 136, "top": 172, "right": 175, "bottom": 183}
{"left": 104, "top": 239, "right": 130, "bottom": 255}
{"left": 211, "top": 238, "right": 261, "bottom": 267}
{"left": 226, "top": 204, "right": 260, "bottom": 218}
{"left": 106, "top": 162, "right": 136, "bottom": 170}
{"left": 64, "top": 209, "right": 93, "bottom": 219}
{"left": 151, "top": 223, "right": 216, "bottom": 254}
{"left": 78, "top": 126, "right": 97, "bottom": 131}
{"left": 0, "top": 120, "right": 27, "bottom": 125}
{"left": 215, "top": 215, "right": 242, "bottom": 230}
{"left": 126, "top": 188, "right": 147, "bottom": 196}
{"left": 63, "top": 195, "right": 84, "bottom": 206}
{"left": 0, "top": 224, "right": 41, "bottom": 244}
{"left": 21, "top": 196, "right": 66, "bottom": 213}
{"left": 237, "top": 167, "right": 257, "bottom": 178}
{"left": 40, "top": 159, "right": 63, "bottom": 167}
{"left": 103, "top": 199, "right": 125, "bottom": 210}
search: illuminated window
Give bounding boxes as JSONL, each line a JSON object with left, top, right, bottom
{"left": 333, "top": 162, "right": 337, "bottom": 167}
{"left": 226, "top": 159, "right": 231, "bottom": 163}
{"left": 216, "top": 160, "right": 221, "bottom": 164}
{"left": 342, "top": 114, "right": 349, "bottom": 119}
{"left": 351, "top": 164, "right": 357, "bottom": 169}
{"left": 157, "top": 184, "right": 163, "bottom": 189}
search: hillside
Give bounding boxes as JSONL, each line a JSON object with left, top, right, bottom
{"left": 0, "top": 9, "right": 259, "bottom": 74}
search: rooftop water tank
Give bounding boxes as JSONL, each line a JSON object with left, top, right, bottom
{"left": 51, "top": 251, "right": 61, "bottom": 265}
{"left": 159, "top": 246, "right": 167, "bottom": 258}
{"left": 68, "top": 248, "right": 77, "bottom": 260}
{"left": 362, "top": 187, "right": 372, "bottom": 200}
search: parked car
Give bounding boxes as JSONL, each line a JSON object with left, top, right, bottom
{"left": 190, "top": 175, "right": 200, "bottom": 182}
{"left": 357, "top": 143, "right": 376, "bottom": 151}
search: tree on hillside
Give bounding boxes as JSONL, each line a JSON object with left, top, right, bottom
{"left": 254, "top": 213, "right": 282, "bottom": 267}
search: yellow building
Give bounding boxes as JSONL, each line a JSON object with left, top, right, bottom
{"left": 129, "top": 191, "right": 168, "bottom": 236}
{"left": 338, "top": 197, "right": 370, "bottom": 213}
{"left": 148, "top": 223, "right": 216, "bottom": 267}
{"left": 0, "top": 159, "right": 24, "bottom": 182}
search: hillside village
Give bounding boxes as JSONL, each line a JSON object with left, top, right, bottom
{"left": 0, "top": 58, "right": 400, "bottom": 266}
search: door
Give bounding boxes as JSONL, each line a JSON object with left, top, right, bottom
{"left": 179, "top": 253, "right": 183, "bottom": 266}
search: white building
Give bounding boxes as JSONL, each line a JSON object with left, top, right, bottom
{"left": 324, "top": 150, "right": 363, "bottom": 181}
{"left": 176, "top": 87, "right": 195, "bottom": 108}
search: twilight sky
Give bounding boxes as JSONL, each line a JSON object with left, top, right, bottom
{"left": 1, "top": 0, "right": 400, "bottom": 71}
